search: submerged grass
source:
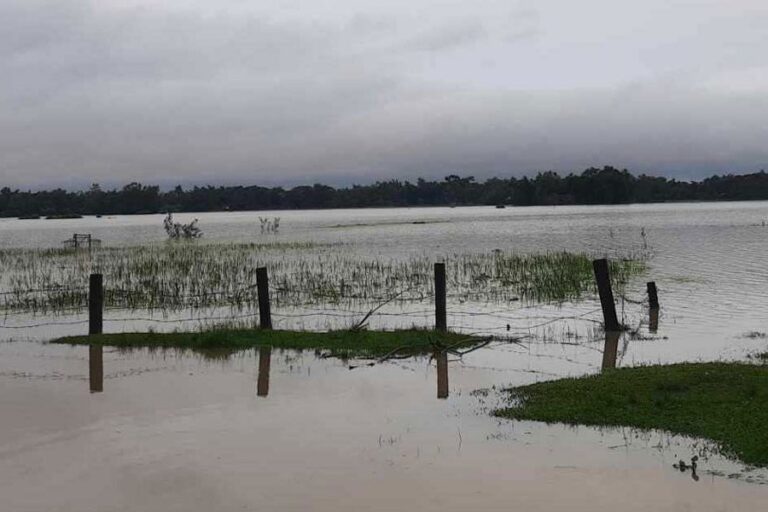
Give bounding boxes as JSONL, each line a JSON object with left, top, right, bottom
{"left": 52, "top": 328, "right": 480, "bottom": 359}
{"left": 494, "top": 363, "right": 768, "bottom": 466}
{"left": 0, "top": 242, "right": 647, "bottom": 314}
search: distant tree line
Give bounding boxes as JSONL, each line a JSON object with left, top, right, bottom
{"left": 3, "top": 166, "right": 768, "bottom": 217}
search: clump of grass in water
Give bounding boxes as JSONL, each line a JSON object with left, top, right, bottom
{"left": 53, "top": 328, "right": 480, "bottom": 359}
{"left": 0, "top": 244, "right": 646, "bottom": 314}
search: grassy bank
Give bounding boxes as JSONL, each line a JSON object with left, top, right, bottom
{"left": 52, "top": 328, "right": 481, "bottom": 359}
{"left": 494, "top": 363, "right": 768, "bottom": 465}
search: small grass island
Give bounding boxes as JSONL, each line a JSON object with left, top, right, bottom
{"left": 52, "top": 328, "right": 482, "bottom": 359}
{"left": 494, "top": 362, "right": 768, "bottom": 466}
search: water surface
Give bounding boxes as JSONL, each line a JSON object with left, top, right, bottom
{"left": 2, "top": 202, "right": 768, "bottom": 510}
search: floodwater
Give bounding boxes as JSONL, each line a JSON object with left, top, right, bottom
{"left": 2, "top": 202, "right": 768, "bottom": 510}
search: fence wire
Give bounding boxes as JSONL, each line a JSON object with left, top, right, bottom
{"left": 0, "top": 273, "right": 630, "bottom": 341}
{"left": 0, "top": 302, "right": 608, "bottom": 336}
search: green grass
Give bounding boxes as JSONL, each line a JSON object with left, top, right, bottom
{"left": 0, "top": 244, "right": 647, "bottom": 313}
{"left": 52, "top": 328, "right": 481, "bottom": 359}
{"left": 494, "top": 363, "right": 768, "bottom": 466}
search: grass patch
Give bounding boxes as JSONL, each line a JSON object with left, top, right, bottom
{"left": 494, "top": 363, "right": 768, "bottom": 465}
{"left": 0, "top": 245, "right": 646, "bottom": 313}
{"left": 52, "top": 328, "right": 480, "bottom": 359}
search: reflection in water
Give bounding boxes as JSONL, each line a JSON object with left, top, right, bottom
{"left": 674, "top": 456, "right": 700, "bottom": 482}
{"left": 649, "top": 307, "right": 659, "bottom": 333}
{"left": 89, "top": 345, "right": 103, "bottom": 393}
{"left": 436, "top": 351, "right": 448, "bottom": 399}
{"left": 601, "top": 331, "right": 620, "bottom": 370}
{"left": 257, "top": 347, "right": 272, "bottom": 397}
{"left": 6, "top": 338, "right": 768, "bottom": 511}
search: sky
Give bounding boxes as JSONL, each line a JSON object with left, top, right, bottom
{"left": 2, "top": 0, "right": 768, "bottom": 189}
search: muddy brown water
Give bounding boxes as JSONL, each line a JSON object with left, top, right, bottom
{"left": 3, "top": 203, "right": 768, "bottom": 510}
{"left": 1, "top": 341, "right": 766, "bottom": 511}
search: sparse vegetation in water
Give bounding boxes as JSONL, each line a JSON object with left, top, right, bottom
{"left": 52, "top": 328, "right": 482, "bottom": 359}
{"left": 748, "top": 347, "right": 768, "bottom": 361}
{"left": 259, "top": 217, "right": 281, "bottom": 233}
{"left": 0, "top": 244, "right": 646, "bottom": 314}
{"left": 163, "top": 213, "right": 202, "bottom": 239}
{"left": 493, "top": 363, "right": 768, "bottom": 466}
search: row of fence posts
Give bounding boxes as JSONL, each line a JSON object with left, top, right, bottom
{"left": 87, "top": 260, "right": 654, "bottom": 336}
{"left": 86, "top": 264, "right": 448, "bottom": 334}
{"left": 85, "top": 259, "right": 659, "bottom": 391}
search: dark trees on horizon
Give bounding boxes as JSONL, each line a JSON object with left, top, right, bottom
{"left": 2, "top": 166, "right": 768, "bottom": 217}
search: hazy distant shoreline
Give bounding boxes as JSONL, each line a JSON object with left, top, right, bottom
{"left": 3, "top": 166, "right": 768, "bottom": 218}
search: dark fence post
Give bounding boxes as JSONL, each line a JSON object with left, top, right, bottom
{"left": 434, "top": 263, "right": 447, "bottom": 332}
{"left": 601, "top": 330, "right": 620, "bottom": 370}
{"left": 592, "top": 259, "right": 620, "bottom": 331}
{"left": 647, "top": 281, "right": 659, "bottom": 309}
{"left": 89, "top": 273, "right": 103, "bottom": 335}
{"left": 649, "top": 308, "right": 659, "bottom": 333}
{"left": 256, "top": 267, "right": 272, "bottom": 329}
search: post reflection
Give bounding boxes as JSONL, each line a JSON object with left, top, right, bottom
{"left": 436, "top": 351, "right": 448, "bottom": 399}
{"left": 649, "top": 307, "right": 659, "bottom": 333}
{"left": 89, "top": 345, "right": 103, "bottom": 393}
{"left": 601, "top": 331, "right": 621, "bottom": 371}
{"left": 257, "top": 346, "right": 272, "bottom": 397}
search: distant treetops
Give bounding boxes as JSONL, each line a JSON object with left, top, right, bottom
{"left": 2, "top": 166, "right": 768, "bottom": 217}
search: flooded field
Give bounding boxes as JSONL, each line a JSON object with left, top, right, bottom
{"left": 2, "top": 202, "right": 768, "bottom": 510}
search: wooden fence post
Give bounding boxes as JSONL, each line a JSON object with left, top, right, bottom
{"left": 592, "top": 259, "right": 620, "bottom": 331}
{"left": 647, "top": 281, "right": 659, "bottom": 309}
{"left": 434, "top": 263, "right": 447, "bottom": 332}
{"left": 89, "top": 273, "right": 103, "bottom": 335}
{"left": 601, "top": 330, "right": 620, "bottom": 370}
{"left": 256, "top": 267, "right": 272, "bottom": 329}
{"left": 649, "top": 308, "right": 659, "bottom": 333}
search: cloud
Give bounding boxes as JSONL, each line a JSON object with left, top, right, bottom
{"left": 404, "top": 20, "right": 487, "bottom": 52}
{"left": 1, "top": 0, "right": 767, "bottom": 188}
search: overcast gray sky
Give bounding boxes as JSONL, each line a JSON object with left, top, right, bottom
{"left": 2, "top": 0, "right": 767, "bottom": 189}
